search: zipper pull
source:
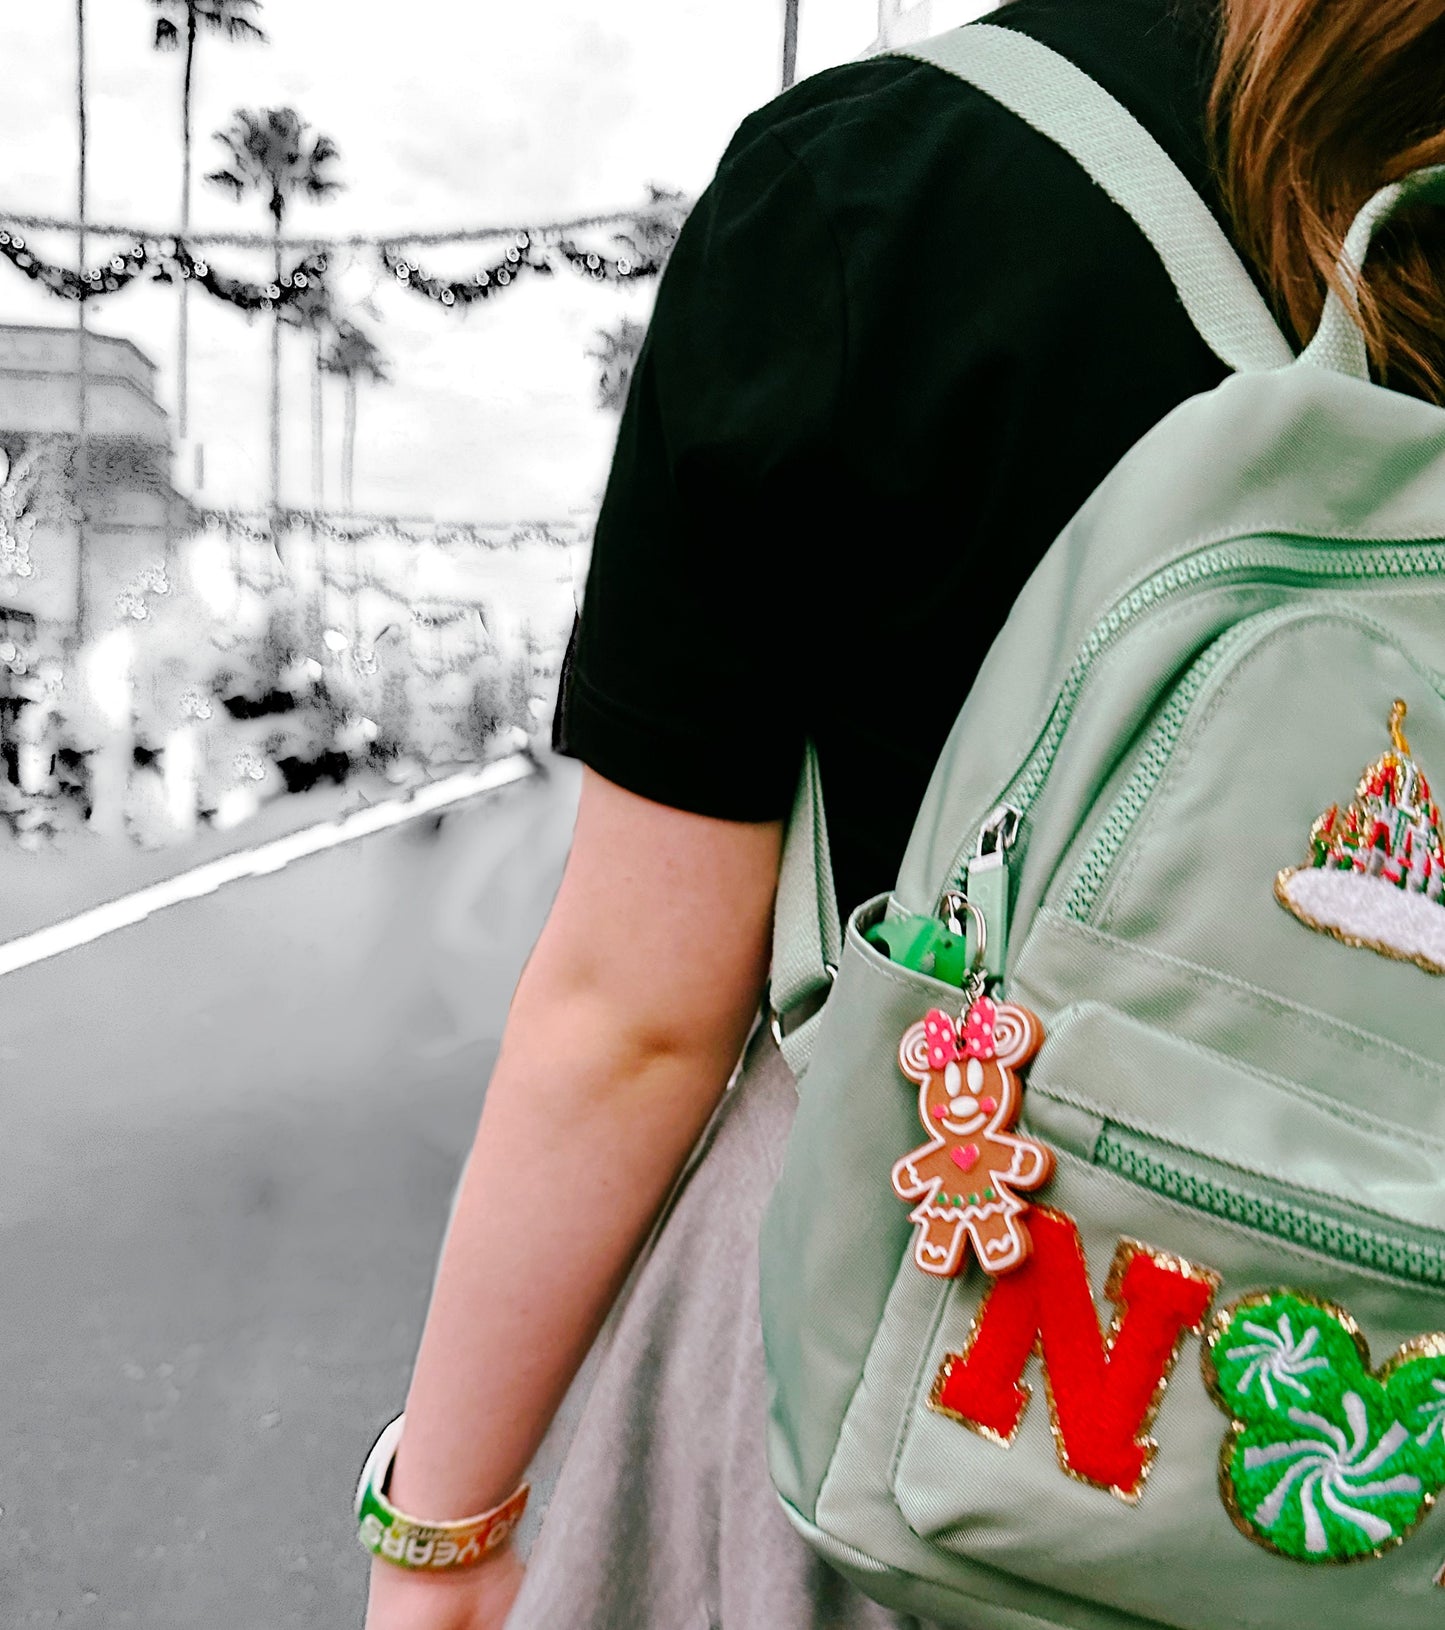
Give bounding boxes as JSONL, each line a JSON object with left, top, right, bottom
{"left": 964, "top": 803, "right": 1021, "bottom": 986}
{"left": 871, "top": 805, "right": 1022, "bottom": 991}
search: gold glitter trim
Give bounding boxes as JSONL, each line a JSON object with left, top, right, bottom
{"left": 1044, "top": 1236, "right": 1220, "bottom": 1506}
{"left": 1381, "top": 1329, "right": 1445, "bottom": 1373}
{"left": 926, "top": 1213, "right": 1221, "bottom": 1505}
{"left": 1202, "top": 1290, "right": 1445, "bottom": 1565}
{"left": 1201, "top": 1288, "right": 1370, "bottom": 1406}
{"left": 1274, "top": 867, "right": 1445, "bottom": 977}
{"left": 926, "top": 1293, "right": 1031, "bottom": 1450}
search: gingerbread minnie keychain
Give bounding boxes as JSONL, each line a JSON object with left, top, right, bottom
{"left": 891, "top": 897, "right": 1054, "bottom": 1278}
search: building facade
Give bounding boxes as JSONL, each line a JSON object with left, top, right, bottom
{"left": 0, "top": 321, "right": 200, "bottom": 662}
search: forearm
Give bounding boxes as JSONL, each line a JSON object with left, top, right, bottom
{"left": 385, "top": 963, "right": 755, "bottom": 1520}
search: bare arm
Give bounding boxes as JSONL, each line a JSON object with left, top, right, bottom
{"left": 365, "top": 765, "right": 784, "bottom": 1628}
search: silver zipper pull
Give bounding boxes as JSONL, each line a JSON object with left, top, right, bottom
{"left": 974, "top": 803, "right": 1022, "bottom": 865}
{"left": 966, "top": 803, "right": 1022, "bottom": 985}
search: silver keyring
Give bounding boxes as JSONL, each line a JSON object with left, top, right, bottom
{"left": 938, "top": 890, "right": 987, "bottom": 973}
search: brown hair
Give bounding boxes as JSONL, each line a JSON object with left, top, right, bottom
{"left": 1209, "top": 0, "right": 1445, "bottom": 399}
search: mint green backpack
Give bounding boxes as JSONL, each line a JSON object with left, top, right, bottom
{"left": 759, "top": 23, "right": 1445, "bottom": 1630}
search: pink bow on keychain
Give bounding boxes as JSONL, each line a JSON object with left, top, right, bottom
{"left": 921, "top": 996, "right": 1000, "bottom": 1070}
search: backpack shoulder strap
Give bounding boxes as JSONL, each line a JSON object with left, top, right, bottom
{"left": 885, "top": 23, "right": 1295, "bottom": 375}
{"left": 769, "top": 739, "right": 840, "bottom": 1080}
{"left": 1298, "top": 163, "right": 1445, "bottom": 379}
{"left": 769, "top": 25, "right": 1301, "bottom": 1075}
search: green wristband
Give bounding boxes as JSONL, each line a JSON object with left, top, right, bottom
{"left": 355, "top": 1414, "right": 530, "bottom": 1571}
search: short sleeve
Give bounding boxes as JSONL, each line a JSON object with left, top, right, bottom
{"left": 551, "top": 110, "right": 846, "bottom": 821}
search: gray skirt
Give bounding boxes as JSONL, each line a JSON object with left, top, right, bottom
{"left": 506, "top": 1021, "right": 939, "bottom": 1630}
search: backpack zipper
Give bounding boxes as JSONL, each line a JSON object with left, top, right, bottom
{"left": 1092, "top": 1125, "right": 1445, "bottom": 1286}
{"left": 944, "top": 535, "right": 1445, "bottom": 912}
{"left": 1061, "top": 608, "right": 1445, "bottom": 924}
{"left": 1060, "top": 609, "right": 1315, "bottom": 923}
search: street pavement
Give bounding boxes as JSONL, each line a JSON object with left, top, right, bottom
{"left": 1, "top": 754, "right": 584, "bottom": 1627}
{"left": 2, "top": 764, "right": 423, "bottom": 945}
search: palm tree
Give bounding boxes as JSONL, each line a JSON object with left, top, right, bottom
{"left": 782, "top": 0, "right": 799, "bottom": 87}
{"left": 319, "top": 318, "right": 390, "bottom": 517}
{"left": 205, "top": 107, "right": 344, "bottom": 530}
{"left": 319, "top": 318, "right": 390, "bottom": 651}
{"left": 583, "top": 193, "right": 687, "bottom": 413}
{"left": 74, "top": 0, "right": 89, "bottom": 650}
{"left": 585, "top": 316, "right": 649, "bottom": 414}
{"left": 150, "top": 0, "right": 267, "bottom": 445}
{"left": 278, "top": 264, "right": 337, "bottom": 511}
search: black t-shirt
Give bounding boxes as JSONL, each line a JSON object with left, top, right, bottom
{"left": 552, "top": 0, "right": 1266, "bottom": 924}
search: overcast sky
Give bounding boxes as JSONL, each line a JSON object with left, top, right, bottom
{"left": 1, "top": 0, "right": 989, "bottom": 523}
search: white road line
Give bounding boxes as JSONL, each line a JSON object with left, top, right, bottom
{"left": 0, "top": 753, "right": 537, "bottom": 980}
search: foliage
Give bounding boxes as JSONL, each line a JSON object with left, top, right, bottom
{"left": 150, "top": 0, "right": 266, "bottom": 55}
{"left": 586, "top": 315, "right": 649, "bottom": 414}
{"left": 582, "top": 186, "right": 686, "bottom": 411}
{"left": 320, "top": 318, "right": 390, "bottom": 387}
{"left": 206, "top": 106, "right": 344, "bottom": 227}
{"left": 278, "top": 265, "right": 337, "bottom": 339}
{"left": 463, "top": 662, "right": 508, "bottom": 753}
{"left": 0, "top": 442, "right": 43, "bottom": 584}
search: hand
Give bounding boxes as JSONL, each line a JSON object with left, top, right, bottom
{"left": 363, "top": 1545, "right": 526, "bottom": 1630}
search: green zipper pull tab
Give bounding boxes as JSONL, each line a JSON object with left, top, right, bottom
{"left": 965, "top": 803, "right": 1021, "bottom": 986}
{"left": 870, "top": 805, "right": 1021, "bottom": 990}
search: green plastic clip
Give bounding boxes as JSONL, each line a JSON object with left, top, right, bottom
{"left": 865, "top": 915, "right": 970, "bottom": 988}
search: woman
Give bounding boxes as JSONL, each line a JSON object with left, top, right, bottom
{"left": 364, "top": 0, "right": 1445, "bottom": 1625}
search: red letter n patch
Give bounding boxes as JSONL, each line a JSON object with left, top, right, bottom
{"left": 928, "top": 1206, "right": 1219, "bottom": 1502}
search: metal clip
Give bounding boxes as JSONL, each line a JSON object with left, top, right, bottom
{"left": 938, "top": 891, "right": 989, "bottom": 1015}
{"left": 974, "top": 803, "right": 1022, "bottom": 863}
{"left": 767, "top": 962, "right": 837, "bottom": 1049}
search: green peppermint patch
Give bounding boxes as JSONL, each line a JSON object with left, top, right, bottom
{"left": 1204, "top": 1292, "right": 1445, "bottom": 1563}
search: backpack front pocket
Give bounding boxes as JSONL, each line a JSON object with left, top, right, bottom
{"left": 1044, "top": 607, "right": 1445, "bottom": 1069}
{"left": 888, "top": 1002, "right": 1445, "bottom": 1630}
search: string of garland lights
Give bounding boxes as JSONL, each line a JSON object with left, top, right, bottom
{"left": 201, "top": 507, "right": 582, "bottom": 551}
{"left": 261, "top": 551, "right": 490, "bottom": 617}
{"left": 225, "top": 563, "right": 501, "bottom": 638}
{"left": 0, "top": 193, "right": 690, "bottom": 313}
{"left": 378, "top": 227, "right": 674, "bottom": 307}
{"left": 0, "top": 229, "right": 330, "bottom": 312}
{"left": 225, "top": 564, "right": 477, "bottom": 624}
